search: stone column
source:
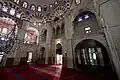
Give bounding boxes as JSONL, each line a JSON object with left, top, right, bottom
{"left": 64, "top": 13, "right": 74, "bottom": 68}
{"left": 45, "top": 23, "right": 52, "bottom": 64}
{"left": 66, "top": 39, "right": 73, "bottom": 68}
{"left": 99, "top": 0, "right": 120, "bottom": 79}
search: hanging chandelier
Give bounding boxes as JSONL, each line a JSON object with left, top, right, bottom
{"left": 0, "top": 17, "right": 17, "bottom": 54}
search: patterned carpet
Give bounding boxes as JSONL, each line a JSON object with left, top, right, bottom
{"left": 0, "top": 64, "right": 97, "bottom": 80}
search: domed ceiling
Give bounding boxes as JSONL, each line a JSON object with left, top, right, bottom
{"left": 0, "top": 0, "right": 72, "bottom": 24}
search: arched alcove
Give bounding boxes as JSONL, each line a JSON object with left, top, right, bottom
{"left": 75, "top": 39, "right": 113, "bottom": 72}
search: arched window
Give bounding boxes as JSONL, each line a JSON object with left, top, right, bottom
{"left": 31, "top": 5, "right": 35, "bottom": 11}
{"left": 22, "top": 1, "right": 28, "bottom": 8}
{"left": 38, "top": 6, "right": 42, "bottom": 12}
{"left": 10, "top": 8, "right": 16, "bottom": 15}
{"left": 16, "top": 13, "right": 21, "bottom": 18}
{"left": 24, "top": 27, "right": 39, "bottom": 44}
{"left": 2, "top": 6, "right": 8, "bottom": 12}
{"left": 73, "top": 11, "right": 99, "bottom": 35}
{"left": 43, "top": 5, "right": 47, "bottom": 11}
{"left": 13, "top": 0, "right": 19, "bottom": 4}
{"left": 27, "top": 52, "right": 33, "bottom": 63}
{"left": 50, "top": 4, "right": 52, "bottom": 8}
{"left": 75, "top": 0, "right": 81, "bottom": 5}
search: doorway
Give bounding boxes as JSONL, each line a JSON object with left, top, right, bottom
{"left": 27, "top": 52, "right": 33, "bottom": 63}
{"left": 56, "top": 43, "right": 63, "bottom": 64}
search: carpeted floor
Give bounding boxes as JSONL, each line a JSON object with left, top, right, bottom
{"left": 0, "top": 64, "right": 97, "bottom": 80}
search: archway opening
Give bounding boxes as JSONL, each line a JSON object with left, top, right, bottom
{"left": 27, "top": 52, "right": 33, "bottom": 63}
{"left": 75, "top": 39, "right": 112, "bottom": 72}
{"left": 73, "top": 11, "right": 100, "bottom": 35}
{"left": 56, "top": 43, "right": 63, "bottom": 64}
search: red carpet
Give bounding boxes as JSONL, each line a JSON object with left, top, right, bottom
{"left": 0, "top": 64, "right": 97, "bottom": 80}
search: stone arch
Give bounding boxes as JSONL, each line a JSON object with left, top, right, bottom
{"left": 72, "top": 10, "right": 95, "bottom": 23}
{"left": 72, "top": 11, "right": 100, "bottom": 34}
{"left": 74, "top": 39, "right": 113, "bottom": 71}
